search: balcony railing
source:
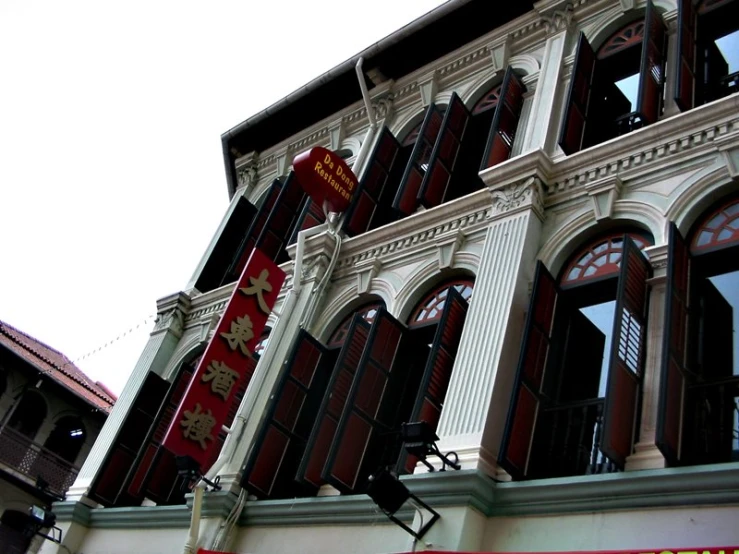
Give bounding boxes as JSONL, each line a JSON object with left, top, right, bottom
{"left": 535, "top": 398, "right": 618, "bottom": 478}
{"left": 0, "top": 426, "right": 79, "bottom": 497}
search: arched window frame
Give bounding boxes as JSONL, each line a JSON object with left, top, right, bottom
{"left": 690, "top": 196, "right": 739, "bottom": 254}
{"left": 561, "top": 232, "right": 653, "bottom": 286}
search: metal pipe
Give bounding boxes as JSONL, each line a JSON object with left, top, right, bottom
{"left": 355, "top": 57, "right": 376, "bottom": 128}
{"left": 183, "top": 485, "right": 204, "bottom": 554}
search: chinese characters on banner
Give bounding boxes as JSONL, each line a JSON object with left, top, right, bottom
{"left": 163, "top": 248, "right": 286, "bottom": 470}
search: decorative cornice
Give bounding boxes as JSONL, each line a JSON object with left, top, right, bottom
{"left": 335, "top": 190, "right": 492, "bottom": 274}
{"left": 54, "top": 462, "right": 739, "bottom": 529}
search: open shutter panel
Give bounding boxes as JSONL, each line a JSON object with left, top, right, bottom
{"left": 323, "top": 309, "right": 410, "bottom": 493}
{"left": 222, "top": 179, "right": 283, "bottom": 285}
{"left": 343, "top": 127, "right": 402, "bottom": 237}
{"left": 674, "top": 0, "right": 697, "bottom": 112}
{"left": 400, "top": 287, "right": 469, "bottom": 473}
{"left": 195, "top": 198, "right": 257, "bottom": 293}
{"left": 480, "top": 67, "right": 526, "bottom": 170}
{"left": 255, "top": 172, "right": 306, "bottom": 263}
{"left": 241, "top": 332, "right": 335, "bottom": 499}
{"left": 558, "top": 33, "right": 596, "bottom": 155}
{"left": 418, "top": 93, "right": 471, "bottom": 209}
{"left": 123, "top": 361, "right": 196, "bottom": 504}
{"left": 289, "top": 198, "right": 327, "bottom": 245}
{"left": 88, "top": 372, "right": 170, "bottom": 506}
{"left": 636, "top": 0, "right": 667, "bottom": 125}
{"left": 656, "top": 224, "right": 692, "bottom": 465}
{"left": 498, "top": 262, "right": 558, "bottom": 480}
{"left": 601, "top": 236, "right": 652, "bottom": 468}
{"left": 393, "top": 104, "right": 444, "bottom": 216}
{"left": 296, "top": 316, "right": 371, "bottom": 491}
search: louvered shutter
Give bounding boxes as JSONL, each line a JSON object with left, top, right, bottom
{"left": 89, "top": 372, "right": 170, "bottom": 506}
{"left": 498, "top": 262, "right": 558, "bottom": 480}
{"left": 195, "top": 198, "right": 257, "bottom": 293}
{"left": 393, "top": 105, "right": 444, "bottom": 216}
{"left": 241, "top": 332, "right": 335, "bottom": 499}
{"left": 636, "top": 0, "right": 667, "bottom": 125}
{"left": 601, "top": 236, "right": 652, "bottom": 468}
{"left": 656, "top": 224, "right": 692, "bottom": 465}
{"left": 222, "top": 179, "right": 283, "bottom": 285}
{"left": 418, "top": 93, "right": 471, "bottom": 209}
{"left": 674, "top": 0, "right": 697, "bottom": 111}
{"left": 289, "top": 198, "right": 326, "bottom": 245}
{"left": 323, "top": 309, "right": 411, "bottom": 493}
{"left": 399, "top": 288, "right": 469, "bottom": 473}
{"left": 296, "top": 316, "right": 371, "bottom": 491}
{"left": 255, "top": 172, "right": 306, "bottom": 263}
{"left": 123, "top": 361, "right": 196, "bottom": 504}
{"left": 480, "top": 67, "right": 526, "bottom": 170}
{"left": 343, "top": 127, "right": 402, "bottom": 237}
{"left": 558, "top": 33, "right": 596, "bottom": 155}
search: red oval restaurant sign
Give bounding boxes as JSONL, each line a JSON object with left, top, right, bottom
{"left": 293, "top": 146, "right": 357, "bottom": 214}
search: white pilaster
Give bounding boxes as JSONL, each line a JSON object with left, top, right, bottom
{"left": 522, "top": 28, "right": 570, "bottom": 154}
{"left": 65, "top": 292, "right": 190, "bottom": 502}
{"left": 436, "top": 178, "right": 544, "bottom": 472}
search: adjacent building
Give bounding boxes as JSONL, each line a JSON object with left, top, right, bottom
{"left": 42, "top": 0, "right": 739, "bottom": 552}
{"left": 0, "top": 320, "right": 114, "bottom": 553}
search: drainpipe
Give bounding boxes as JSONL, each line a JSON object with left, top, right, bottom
{"left": 351, "top": 57, "right": 379, "bottom": 179}
{"left": 183, "top": 484, "right": 204, "bottom": 554}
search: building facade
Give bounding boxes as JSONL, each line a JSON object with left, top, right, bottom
{"left": 0, "top": 320, "right": 114, "bottom": 553}
{"left": 42, "top": 0, "right": 739, "bottom": 552}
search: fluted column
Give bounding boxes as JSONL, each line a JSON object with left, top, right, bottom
{"left": 523, "top": 1, "right": 573, "bottom": 154}
{"left": 66, "top": 292, "right": 190, "bottom": 502}
{"left": 436, "top": 177, "right": 544, "bottom": 474}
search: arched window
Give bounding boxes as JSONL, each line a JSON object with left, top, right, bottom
{"left": 240, "top": 280, "right": 473, "bottom": 499}
{"left": 327, "top": 303, "right": 382, "bottom": 347}
{"left": 560, "top": 2, "right": 668, "bottom": 154}
{"left": 500, "top": 230, "right": 653, "bottom": 480}
{"left": 7, "top": 391, "right": 47, "bottom": 439}
{"left": 674, "top": 0, "right": 739, "bottom": 112}
{"left": 43, "top": 416, "right": 86, "bottom": 463}
{"left": 657, "top": 195, "right": 739, "bottom": 467}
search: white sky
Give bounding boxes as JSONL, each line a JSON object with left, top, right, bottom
{"left": 0, "top": 0, "right": 447, "bottom": 395}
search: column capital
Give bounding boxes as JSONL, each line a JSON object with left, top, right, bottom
{"left": 489, "top": 176, "right": 545, "bottom": 221}
{"left": 153, "top": 291, "right": 191, "bottom": 339}
{"left": 534, "top": 0, "right": 574, "bottom": 36}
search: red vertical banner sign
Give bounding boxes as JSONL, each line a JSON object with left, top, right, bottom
{"left": 163, "top": 248, "right": 286, "bottom": 470}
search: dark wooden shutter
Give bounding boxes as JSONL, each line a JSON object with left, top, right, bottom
{"left": 288, "top": 198, "right": 326, "bottom": 245}
{"left": 480, "top": 67, "right": 526, "bottom": 170}
{"left": 498, "top": 262, "right": 558, "bottom": 479}
{"left": 674, "top": 0, "right": 697, "bottom": 112}
{"left": 558, "top": 33, "right": 596, "bottom": 155}
{"left": 418, "top": 93, "right": 471, "bottom": 209}
{"left": 636, "top": 0, "right": 667, "bottom": 125}
{"left": 241, "top": 332, "right": 335, "bottom": 499}
{"left": 123, "top": 361, "right": 196, "bottom": 504}
{"left": 343, "top": 127, "right": 402, "bottom": 237}
{"left": 222, "top": 179, "right": 283, "bottom": 285}
{"left": 195, "top": 198, "right": 257, "bottom": 293}
{"left": 89, "top": 372, "right": 170, "bottom": 506}
{"left": 393, "top": 104, "right": 444, "bottom": 216}
{"left": 656, "top": 224, "right": 691, "bottom": 465}
{"left": 255, "top": 172, "right": 306, "bottom": 263}
{"left": 601, "top": 236, "right": 652, "bottom": 468}
{"left": 323, "top": 309, "right": 410, "bottom": 493}
{"left": 399, "top": 288, "right": 469, "bottom": 473}
{"left": 296, "top": 316, "right": 371, "bottom": 491}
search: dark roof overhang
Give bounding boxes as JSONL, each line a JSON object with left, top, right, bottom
{"left": 221, "top": 0, "right": 535, "bottom": 198}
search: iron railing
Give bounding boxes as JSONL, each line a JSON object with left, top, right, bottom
{"left": 537, "top": 398, "right": 618, "bottom": 478}
{"left": 0, "top": 427, "right": 79, "bottom": 497}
